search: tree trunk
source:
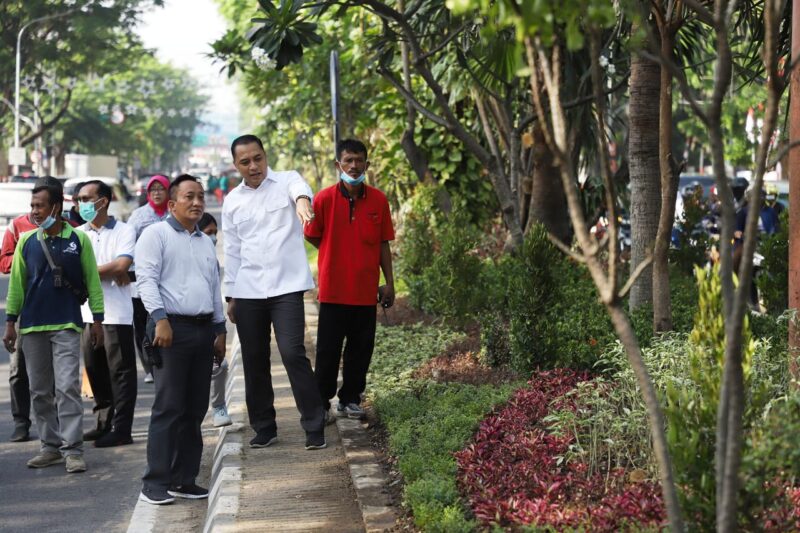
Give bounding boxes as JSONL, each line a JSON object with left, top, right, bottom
{"left": 652, "top": 27, "right": 679, "bottom": 332}
{"left": 528, "top": 124, "right": 571, "bottom": 242}
{"left": 628, "top": 36, "right": 662, "bottom": 312}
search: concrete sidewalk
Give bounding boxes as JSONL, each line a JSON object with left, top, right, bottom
{"left": 204, "top": 293, "right": 397, "bottom": 532}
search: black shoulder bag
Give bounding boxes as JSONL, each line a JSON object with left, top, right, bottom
{"left": 38, "top": 229, "right": 89, "bottom": 305}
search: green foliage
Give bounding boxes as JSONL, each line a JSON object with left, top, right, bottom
{"left": 61, "top": 53, "right": 205, "bottom": 168}
{"left": 367, "top": 323, "right": 519, "bottom": 531}
{"left": 0, "top": 0, "right": 165, "bottom": 145}
{"left": 367, "top": 324, "right": 463, "bottom": 397}
{"left": 756, "top": 210, "right": 789, "bottom": 315}
{"left": 249, "top": 0, "right": 323, "bottom": 70}
{"left": 547, "top": 266, "right": 791, "bottom": 531}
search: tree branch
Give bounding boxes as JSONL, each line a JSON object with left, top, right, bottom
{"left": 20, "top": 89, "right": 73, "bottom": 147}
{"left": 417, "top": 21, "right": 471, "bottom": 63}
{"left": 547, "top": 232, "right": 586, "bottom": 263}
{"left": 619, "top": 254, "right": 654, "bottom": 299}
{"left": 640, "top": 50, "right": 709, "bottom": 125}
{"left": 376, "top": 67, "right": 451, "bottom": 129}
{"left": 682, "top": 0, "right": 715, "bottom": 25}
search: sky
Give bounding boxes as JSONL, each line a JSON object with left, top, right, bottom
{"left": 137, "top": 0, "right": 240, "bottom": 144}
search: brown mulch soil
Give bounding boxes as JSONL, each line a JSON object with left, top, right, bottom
{"left": 413, "top": 325, "right": 519, "bottom": 386}
{"left": 375, "top": 296, "right": 438, "bottom": 327}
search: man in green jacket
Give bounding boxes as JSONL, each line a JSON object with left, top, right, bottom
{"left": 2, "top": 176, "right": 105, "bottom": 474}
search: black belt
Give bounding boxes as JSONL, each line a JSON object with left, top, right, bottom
{"left": 167, "top": 313, "right": 213, "bottom": 324}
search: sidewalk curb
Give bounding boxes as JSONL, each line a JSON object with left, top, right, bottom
{"left": 203, "top": 337, "right": 244, "bottom": 533}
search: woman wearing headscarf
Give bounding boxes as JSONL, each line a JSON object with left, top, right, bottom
{"left": 127, "top": 175, "right": 171, "bottom": 383}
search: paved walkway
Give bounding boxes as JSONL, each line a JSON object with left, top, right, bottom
{"left": 203, "top": 292, "right": 399, "bottom": 533}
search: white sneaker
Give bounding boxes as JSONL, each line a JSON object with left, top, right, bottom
{"left": 144, "top": 373, "right": 154, "bottom": 384}
{"left": 213, "top": 406, "right": 232, "bottom": 427}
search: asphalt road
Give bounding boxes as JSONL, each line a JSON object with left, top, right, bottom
{"left": 0, "top": 272, "right": 156, "bottom": 533}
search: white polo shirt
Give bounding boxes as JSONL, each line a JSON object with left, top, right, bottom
{"left": 222, "top": 168, "right": 315, "bottom": 299}
{"left": 80, "top": 217, "right": 136, "bottom": 325}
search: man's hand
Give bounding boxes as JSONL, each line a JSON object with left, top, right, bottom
{"left": 378, "top": 284, "right": 395, "bottom": 308}
{"left": 3, "top": 322, "right": 17, "bottom": 353}
{"left": 91, "top": 321, "right": 104, "bottom": 348}
{"left": 154, "top": 319, "right": 173, "bottom": 348}
{"left": 213, "top": 334, "right": 226, "bottom": 364}
{"left": 113, "top": 272, "right": 131, "bottom": 286}
{"left": 296, "top": 197, "right": 315, "bottom": 225}
{"left": 227, "top": 298, "right": 237, "bottom": 324}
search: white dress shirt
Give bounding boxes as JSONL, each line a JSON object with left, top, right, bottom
{"left": 135, "top": 217, "right": 226, "bottom": 334}
{"left": 222, "top": 167, "right": 315, "bottom": 299}
{"left": 80, "top": 217, "right": 136, "bottom": 325}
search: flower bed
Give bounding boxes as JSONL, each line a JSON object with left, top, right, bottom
{"left": 455, "top": 369, "right": 666, "bottom": 531}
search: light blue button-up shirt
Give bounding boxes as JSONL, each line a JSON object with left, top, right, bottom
{"left": 134, "top": 216, "right": 226, "bottom": 335}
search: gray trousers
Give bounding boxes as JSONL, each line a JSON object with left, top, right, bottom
{"left": 21, "top": 329, "right": 83, "bottom": 456}
{"left": 210, "top": 359, "right": 228, "bottom": 409}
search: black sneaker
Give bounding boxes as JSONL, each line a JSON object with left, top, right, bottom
{"left": 249, "top": 428, "right": 278, "bottom": 448}
{"left": 139, "top": 488, "right": 175, "bottom": 505}
{"left": 305, "top": 431, "right": 327, "bottom": 450}
{"left": 94, "top": 431, "right": 133, "bottom": 448}
{"left": 83, "top": 428, "right": 109, "bottom": 441}
{"left": 167, "top": 484, "right": 209, "bottom": 500}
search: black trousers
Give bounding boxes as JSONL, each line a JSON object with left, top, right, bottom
{"left": 9, "top": 339, "right": 31, "bottom": 431}
{"left": 132, "top": 297, "right": 152, "bottom": 375}
{"left": 235, "top": 292, "right": 324, "bottom": 433}
{"left": 314, "top": 304, "right": 377, "bottom": 410}
{"left": 82, "top": 324, "right": 138, "bottom": 435}
{"left": 142, "top": 318, "right": 213, "bottom": 491}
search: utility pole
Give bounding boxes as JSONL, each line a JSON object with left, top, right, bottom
{"left": 789, "top": 0, "right": 800, "bottom": 378}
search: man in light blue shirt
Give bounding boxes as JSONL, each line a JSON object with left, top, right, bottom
{"left": 135, "top": 175, "right": 226, "bottom": 505}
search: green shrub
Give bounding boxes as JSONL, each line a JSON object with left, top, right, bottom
{"left": 547, "top": 265, "right": 790, "bottom": 531}
{"left": 756, "top": 210, "right": 788, "bottom": 315}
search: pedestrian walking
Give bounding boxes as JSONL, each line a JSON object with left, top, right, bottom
{"left": 304, "top": 139, "right": 395, "bottom": 420}
{"left": 136, "top": 175, "right": 226, "bottom": 505}
{"left": 2, "top": 176, "right": 105, "bottom": 474}
{"left": 198, "top": 212, "right": 232, "bottom": 427}
{"left": 76, "top": 180, "right": 139, "bottom": 447}
{"left": 128, "top": 175, "right": 170, "bottom": 384}
{"left": 222, "top": 134, "right": 326, "bottom": 450}
{"left": 1, "top": 213, "right": 38, "bottom": 442}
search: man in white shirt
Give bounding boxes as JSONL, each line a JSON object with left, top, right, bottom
{"left": 77, "top": 181, "right": 138, "bottom": 448}
{"left": 223, "top": 134, "right": 327, "bottom": 450}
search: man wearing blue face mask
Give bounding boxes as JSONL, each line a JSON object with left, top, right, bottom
{"left": 76, "top": 180, "right": 138, "bottom": 447}
{"left": 304, "top": 139, "right": 395, "bottom": 420}
{"left": 3, "top": 176, "right": 104, "bottom": 474}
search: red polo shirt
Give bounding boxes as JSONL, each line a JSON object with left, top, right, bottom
{"left": 305, "top": 182, "right": 394, "bottom": 306}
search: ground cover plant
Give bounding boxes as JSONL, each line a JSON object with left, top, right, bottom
{"left": 366, "top": 323, "right": 522, "bottom": 532}
{"left": 456, "top": 369, "right": 666, "bottom": 531}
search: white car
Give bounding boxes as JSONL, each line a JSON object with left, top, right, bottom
{"left": 63, "top": 176, "right": 136, "bottom": 222}
{"left": 0, "top": 182, "right": 35, "bottom": 236}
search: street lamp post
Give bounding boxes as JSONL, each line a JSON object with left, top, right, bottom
{"left": 13, "top": 8, "right": 81, "bottom": 174}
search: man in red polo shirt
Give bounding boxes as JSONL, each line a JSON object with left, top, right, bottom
{"left": 304, "top": 139, "right": 395, "bottom": 419}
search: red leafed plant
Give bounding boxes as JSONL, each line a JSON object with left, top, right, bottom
{"left": 455, "top": 369, "right": 666, "bottom": 531}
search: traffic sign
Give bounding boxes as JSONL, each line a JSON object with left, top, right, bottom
{"left": 8, "top": 147, "right": 26, "bottom": 166}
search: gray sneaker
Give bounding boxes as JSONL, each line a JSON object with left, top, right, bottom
{"left": 27, "top": 451, "right": 63, "bottom": 468}
{"left": 65, "top": 455, "right": 87, "bottom": 473}
{"left": 337, "top": 402, "right": 366, "bottom": 419}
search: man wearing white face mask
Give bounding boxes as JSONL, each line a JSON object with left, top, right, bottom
{"left": 77, "top": 180, "right": 138, "bottom": 447}
{"left": 3, "top": 176, "right": 104, "bottom": 473}
{"left": 304, "top": 139, "right": 395, "bottom": 420}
